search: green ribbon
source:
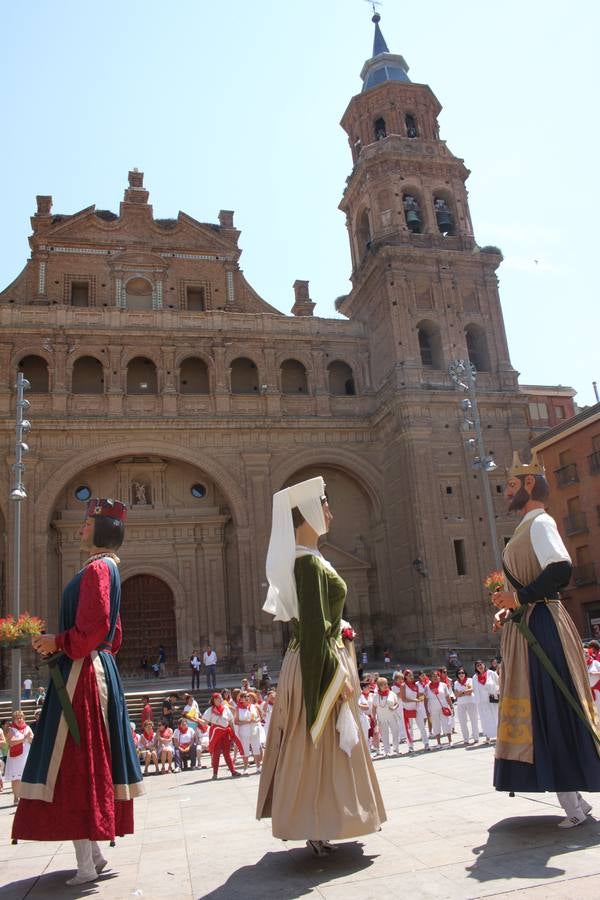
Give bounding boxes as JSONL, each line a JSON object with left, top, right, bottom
{"left": 509, "top": 606, "right": 600, "bottom": 747}
{"left": 41, "top": 652, "right": 81, "bottom": 746}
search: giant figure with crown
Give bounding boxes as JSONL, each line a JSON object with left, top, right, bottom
{"left": 491, "top": 453, "right": 600, "bottom": 827}
{"left": 12, "top": 498, "right": 144, "bottom": 885}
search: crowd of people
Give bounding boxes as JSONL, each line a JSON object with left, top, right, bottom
{"left": 130, "top": 686, "right": 276, "bottom": 779}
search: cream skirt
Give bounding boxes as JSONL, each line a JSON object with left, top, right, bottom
{"left": 256, "top": 641, "right": 386, "bottom": 840}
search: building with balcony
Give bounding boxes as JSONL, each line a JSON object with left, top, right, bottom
{"left": 532, "top": 403, "right": 600, "bottom": 636}
{"left": 0, "top": 15, "right": 554, "bottom": 676}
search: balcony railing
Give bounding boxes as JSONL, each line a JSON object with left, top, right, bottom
{"left": 589, "top": 450, "right": 600, "bottom": 475}
{"left": 564, "top": 512, "right": 588, "bottom": 535}
{"left": 572, "top": 563, "right": 597, "bottom": 586}
{"left": 555, "top": 463, "right": 579, "bottom": 487}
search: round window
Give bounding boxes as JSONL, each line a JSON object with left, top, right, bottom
{"left": 74, "top": 485, "right": 92, "bottom": 502}
{"left": 191, "top": 483, "right": 206, "bottom": 499}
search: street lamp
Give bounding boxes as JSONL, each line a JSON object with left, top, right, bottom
{"left": 8, "top": 372, "right": 31, "bottom": 710}
{"left": 449, "top": 359, "right": 502, "bottom": 570}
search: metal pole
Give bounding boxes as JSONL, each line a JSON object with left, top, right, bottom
{"left": 11, "top": 501, "right": 21, "bottom": 711}
{"left": 465, "top": 365, "right": 502, "bottom": 571}
{"left": 9, "top": 371, "right": 31, "bottom": 711}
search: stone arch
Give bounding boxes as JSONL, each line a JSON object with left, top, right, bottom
{"left": 280, "top": 358, "right": 308, "bottom": 394}
{"left": 124, "top": 276, "right": 153, "bottom": 311}
{"left": 465, "top": 322, "right": 491, "bottom": 373}
{"left": 36, "top": 440, "right": 249, "bottom": 529}
{"left": 416, "top": 318, "right": 444, "bottom": 370}
{"left": 230, "top": 356, "right": 259, "bottom": 394}
{"left": 402, "top": 186, "right": 427, "bottom": 234}
{"left": 270, "top": 449, "right": 383, "bottom": 523}
{"left": 126, "top": 356, "right": 158, "bottom": 394}
{"left": 17, "top": 354, "right": 50, "bottom": 392}
{"left": 179, "top": 356, "right": 210, "bottom": 394}
{"left": 431, "top": 187, "right": 457, "bottom": 236}
{"left": 355, "top": 208, "right": 371, "bottom": 260}
{"left": 71, "top": 355, "right": 105, "bottom": 393}
{"left": 328, "top": 359, "right": 356, "bottom": 396}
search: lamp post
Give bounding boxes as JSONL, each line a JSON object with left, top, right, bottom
{"left": 9, "top": 372, "right": 31, "bottom": 710}
{"left": 449, "top": 359, "right": 502, "bottom": 571}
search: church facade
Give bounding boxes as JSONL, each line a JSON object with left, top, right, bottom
{"left": 0, "top": 18, "right": 533, "bottom": 674}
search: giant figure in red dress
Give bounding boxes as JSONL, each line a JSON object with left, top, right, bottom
{"left": 12, "top": 498, "right": 144, "bottom": 885}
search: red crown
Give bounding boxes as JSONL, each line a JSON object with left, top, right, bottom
{"left": 85, "top": 498, "right": 128, "bottom": 522}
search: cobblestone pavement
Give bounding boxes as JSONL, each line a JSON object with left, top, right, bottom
{"left": 2, "top": 741, "right": 600, "bottom": 899}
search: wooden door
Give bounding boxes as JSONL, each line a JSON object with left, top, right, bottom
{"left": 119, "top": 575, "right": 177, "bottom": 677}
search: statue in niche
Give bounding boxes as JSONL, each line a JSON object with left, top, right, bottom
{"left": 132, "top": 481, "right": 148, "bottom": 505}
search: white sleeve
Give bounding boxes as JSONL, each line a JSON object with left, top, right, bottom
{"left": 530, "top": 515, "right": 571, "bottom": 568}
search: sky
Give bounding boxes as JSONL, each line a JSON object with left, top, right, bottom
{"left": 1, "top": 0, "right": 598, "bottom": 405}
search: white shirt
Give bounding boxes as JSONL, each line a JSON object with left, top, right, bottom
{"left": 23, "top": 679, "right": 32, "bottom": 690}
{"left": 203, "top": 706, "right": 233, "bottom": 728}
{"left": 203, "top": 651, "right": 217, "bottom": 666}
{"left": 190, "top": 656, "right": 201, "bottom": 670}
{"left": 173, "top": 727, "right": 194, "bottom": 748}
{"left": 520, "top": 509, "right": 572, "bottom": 567}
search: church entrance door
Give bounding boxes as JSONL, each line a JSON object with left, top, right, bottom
{"left": 119, "top": 575, "right": 177, "bottom": 678}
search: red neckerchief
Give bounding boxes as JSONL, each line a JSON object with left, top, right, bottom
{"left": 440, "top": 675, "right": 449, "bottom": 685}
{"left": 12, "top": 720, "right": 27, "bottom": 733}
{"left": 457, "top": 674, "right": 467, "bottom": 684}
{"left": 212, "top": 705, "right": 225, "bottom": 717}
{"left": 159, "top": 727, "right": 173, "bottom": 740}
{"left": 477, "top": 672, "right": 487, "bottom": 685}
{"left": 419, "top": 676, "right": 430, "bottom": 686}
{"left": 143, "top": 728, "right": 155, "bottom": 741}
{"left": 378, "top": 689, "right": 390, "bottom": 697}
{"left": 429, "top": 681, "right": 440, "bottom": 695}
{"left": 405, "top": 680, "right": 420, "bottom": 696}
{"left": 179, "top": 723, "right": 188, "bottom": 734}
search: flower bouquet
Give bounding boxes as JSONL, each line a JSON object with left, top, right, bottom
{"left": 484, "top": 571, "right": 504, "bottom": 595}
{"left": 0, "top": 613, "right": 45, "bottom": 649}
{"left": 340, "top": 619, "right": 356, "bottom": 642}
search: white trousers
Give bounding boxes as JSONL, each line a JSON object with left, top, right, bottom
{"left": 359, "top": 713, "right": 370, "bottom": 743}
{"left": 405, "top": 711, "right": 429, "bottom": 748}
{"left": 456, "top": 703, "right": 479, "bottom": 743}
{"left": 73, "top": 840, "right": 105, "bottom": 877}
{"left": 378, "top": 711, "right": 400, "bottom": 753}
{"left": 430, "top": 706, "right": 453, "bottom": 737}
{"left": 556, "top": 791, "right": 584, "bottom": 817}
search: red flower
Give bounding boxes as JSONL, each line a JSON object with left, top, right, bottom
{"left": 341, "top": 626, "right": 355, "bottom": 642}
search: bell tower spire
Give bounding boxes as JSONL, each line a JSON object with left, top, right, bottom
{"left": 338, "top": 12, "right": 516, "bottom": 395}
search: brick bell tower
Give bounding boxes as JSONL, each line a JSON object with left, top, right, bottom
{"left": 338, "top": 14, "right": 528, "bottom": 659}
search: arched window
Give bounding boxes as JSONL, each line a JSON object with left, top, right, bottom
{"left": 125, "top": 277, "right": 153, "bottom": 311}
{"left": 356, "top": 210, "right": 371, "bottom": 259}
{"left": 281, "top": 359, "right": 308, "bottom": 394}
{"left": 72, "top": 356, "right": 104, "bottom": 394}
{"left": 405, "top": 114, "right": 418, "bottom": 138}
{"left": 19, "top": 355, "right": 49, "bottom": 392}
{"left": 465, "top": 324, "right": 490, "bottom": 373}
{"left": 433, "top": 194, "right": 455, "bottom": 236}
{"left": 180, "top": 357, "right": 209, "bottom": 394}
{"left": 126, "top": 357, "right": 158, "bottom": 394}
{"left": 328, "top": 361, "right": 356, "bottom": 396}
{"left": 417, "top": 321, "right": 443, "bottom": 369}
{"left": 403, "top": 193, "right": 423, "bottom": 233}
{"left": 374, "top": 117, "right": 387, "bottom": 140}
{"left": 231, "top": 357, "right": 259, "bottom": 394}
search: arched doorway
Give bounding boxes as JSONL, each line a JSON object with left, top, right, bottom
{"left": 119, "top": 575, "right": 177, "bottom": 677}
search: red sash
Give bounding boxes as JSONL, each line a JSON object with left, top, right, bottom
{"left": 9, "top": 743, "right": 23, "bottom": 758}
{"left": 591, "top": 678, "right": 600, "bottom": 698}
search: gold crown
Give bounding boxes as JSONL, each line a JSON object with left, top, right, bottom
{"left": 509, "top": 450, "right": 545, "bottom": 478}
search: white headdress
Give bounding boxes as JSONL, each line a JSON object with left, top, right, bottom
{"left": 263, "top": 476, "right": 327, "bottom": 622}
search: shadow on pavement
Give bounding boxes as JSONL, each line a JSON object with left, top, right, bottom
{"left": 0, "top": 869, "right": 117, "bottom": 899}
{"left": 200, "top": 843, "right": 376, "bottom": 899}
{"left": 466, "top": 814, "right": 600, "bottom": 883}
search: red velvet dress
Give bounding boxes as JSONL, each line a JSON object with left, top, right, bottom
{"left": 13, "top": 559, "right": 142, "bottom": 841}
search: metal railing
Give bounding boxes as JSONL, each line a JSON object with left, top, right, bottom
{"left": 564, "top": 512, "right": 588, "bottom": 535}
{"left": 573, "top": 563, "right": 597, "bottom": 586}
{"left": 588, "top": 450, "right": 600, "bottom": 475}
{"left": 555, "top": 463, "right": 579, "bottom": 487}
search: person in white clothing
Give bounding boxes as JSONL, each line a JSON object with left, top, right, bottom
{"left": 425, "top": 670, "right": 454, "bottom": 748}
{"left": 234, "top": 692, "right": 263, "bottom": 773}
{"left": 473, "top": 660, "right": 500, "bottom": 743}
{"left": 453, "top": 668, "right": 479, "bottom": 745}
{"left": 390, "top": 673, "right": 407, "bottom": 743}
{"left": 401, "top": 670, "right": 430, "bottom": 752}
{"left": 173, "top": 718, "right": 196, "bottom": 770}
{"left": 372, "top": 678, "right": 401, "bottom": 757}
{"left": 585, "top": 651, "right": 600, "bottom": 721}
{"left": 358, "top": 682, "right": 373, "bottom": 746}
{"left": 4, "top": 711, "right": 34, "bottom": 803}
{"left": 261, "top": 691, "right": 276, "bottom": 740}
{"left": 203, "top": 646, "right": 218, "bottom": 690}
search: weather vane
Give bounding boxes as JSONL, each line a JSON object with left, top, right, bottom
{"left": 364, "top": 0, "right": 383, "bottom": 16}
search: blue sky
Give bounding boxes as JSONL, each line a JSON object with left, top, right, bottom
{"left": 1, "top": 0, "right": 597, "bottom": 404}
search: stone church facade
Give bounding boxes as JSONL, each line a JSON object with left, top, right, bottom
{"left": 1, "top": 18, "right": 533, "bottom": 674}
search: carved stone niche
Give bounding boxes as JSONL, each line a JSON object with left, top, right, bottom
{"left": 116, "top": 457, "right": 167, "bottom": 509}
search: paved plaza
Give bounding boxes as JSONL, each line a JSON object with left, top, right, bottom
{"left": 2, "top": 742, "right": 600, "bottom": 899}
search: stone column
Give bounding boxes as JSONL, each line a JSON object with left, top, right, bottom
{"left": 311, "top": 348, "right": 330, "bottom": 416}
{"left": 51, "top": 342, "right": 68, "bottom": 415}
{"left": 106, "top": 345, "right": 124, "bottom": 415}
{"left": 213, "top": 345, "right": 230, "bottom": 414}
{"left": 161, "top": 344, "right": 177, "bottom": 416}
{"left": 241, "top": 453, "right": 273, "bottom": 656}
{"left": 200, "top": 520, "right": 229, "bottom": 657}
